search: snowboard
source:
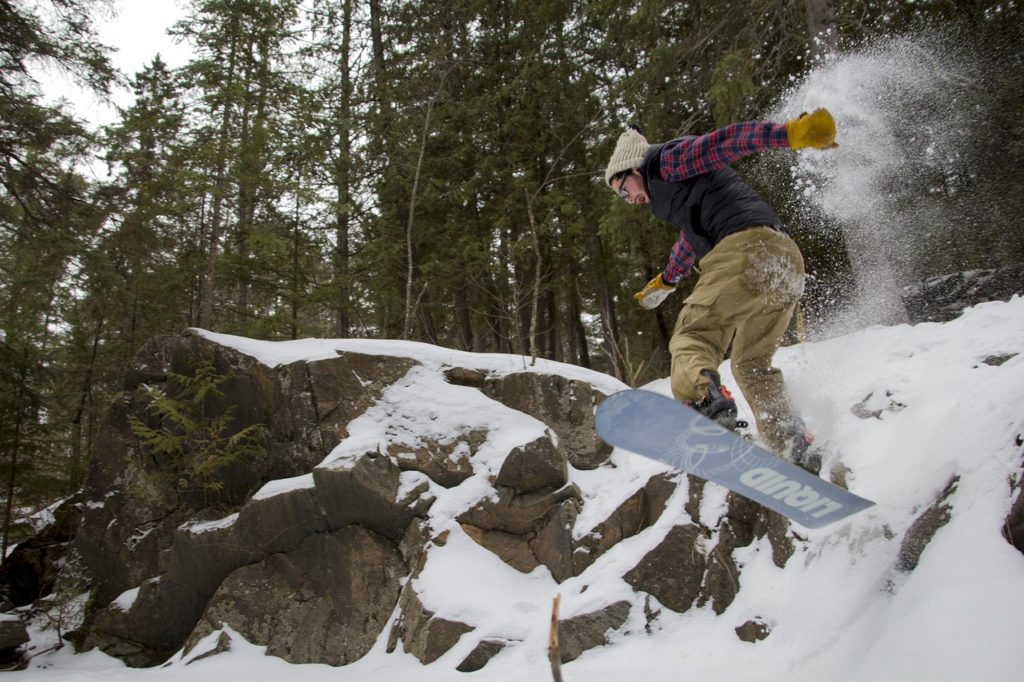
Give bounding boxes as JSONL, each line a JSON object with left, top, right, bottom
{"left": 594, "top": 390, "right": 875, "bottom": 529}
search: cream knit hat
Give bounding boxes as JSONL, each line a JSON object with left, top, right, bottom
{"left": 604, "top": 127, "right": 650, "bottom": 187}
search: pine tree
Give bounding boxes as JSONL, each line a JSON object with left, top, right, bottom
{"left": 0, "top": 0, "right": 116, "bottom": 554}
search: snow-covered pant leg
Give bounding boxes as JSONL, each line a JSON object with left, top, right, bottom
{"left": 730, "top": 299, "right": 799, "bottom": 451}
{"left": 667, "top": 291, "right": 733, "bottom": 402}
{"left": 667, "top": 230, "right": 755, "bottom": 403}
{"left": 729, "top": 229, "right": 805, "bottom": 451}
{"left": 668, "top": 228, "right": 805, "bottom": 450}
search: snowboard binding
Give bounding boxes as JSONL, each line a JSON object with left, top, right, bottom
{"left": 694, "top": 369, "right": 749, "bottom": 432}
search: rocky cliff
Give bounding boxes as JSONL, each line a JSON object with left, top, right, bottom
{"left": 0, "top": 330, "right": 801, "bottom": 670}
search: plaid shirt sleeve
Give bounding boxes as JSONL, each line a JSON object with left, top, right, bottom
{"left": 660, "top": 121, "right": 790, "bottom": 182}
{"left": 663, "top": 231, "right": 697, "bottom": 284}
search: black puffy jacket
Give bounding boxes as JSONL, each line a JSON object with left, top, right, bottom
{"left": 640, "top": 140, "right": 785, "bottom": 262}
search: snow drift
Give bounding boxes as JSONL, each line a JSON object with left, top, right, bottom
{"left": 4, "top": 296, "right": 1023, "bottom": 682}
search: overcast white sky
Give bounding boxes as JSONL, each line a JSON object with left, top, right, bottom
{"left": 38, "top": 0, "right": 191, "bottom": 126}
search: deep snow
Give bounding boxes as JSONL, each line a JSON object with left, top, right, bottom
{"left": 13, "top": 295, "right": 1024, "bottom": 682}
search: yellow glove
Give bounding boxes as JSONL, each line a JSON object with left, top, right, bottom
{"left": 786, "top": 108, "right": 836, "bottom": 150}
{"left": 633, "top": 274, "right": 676, "bottom": 309}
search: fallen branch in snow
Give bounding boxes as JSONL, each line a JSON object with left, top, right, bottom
{"left": 549, "top": 594, "right": 563, "bottom": 682}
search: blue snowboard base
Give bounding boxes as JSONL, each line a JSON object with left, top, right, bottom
{"left": 595, "top": 390, "right": 875, "bottom": 529}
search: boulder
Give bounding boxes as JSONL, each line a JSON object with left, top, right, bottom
{"left": 483, "top": 373, "right": 611, "bottom": 469}
{"left": 898, "top": 476, "right": 958, "bottom": 572}
{"left": 75, "top": 334, "right": 394, "bottom": 612}
{"left": 64, "top": 335, "right": 430, "bottom": 667}
{"left": 1, "top": 329, "right": 819, "bottom": 673}
{"left": 186, "top": 527, "right": 404, "bottom": 666}
{"left": 624, "top": 524, "right": 707, "bottom": 613}
{"left": 458, "top": 484, "right": 582, "bottom": 537}
{"left": 313, "top": 452, "right": 434, "bottom": 543}
{"left": 735, "top": 617, "right": 771, "bottom": 642}
{"left": 495, "top": 433, "right": 568, "bottom": 495}
{"left": 530, "top": 499, "right": 578, "bottom": 583}
{"left": 88, "top": 576, "right": 205, "bottom": 667}
{"left": 0, "top": 615, "right": 28, "bottom": 654}
{"left": 573, "top": 473, "right": 677, "bottom": 575}
{"left": 1005, "top": 473, "right": 1024, "bottom": 555}
{"left": 391, "top": 429, "right": 487, "bottom": 488}
{"left": 83, "top": 484, "right": 332, "bottom": 664}
{"left": 458, "top": 484, "right": 582, "bottom": 581}
{"left": 460, "top": 525, "right": 538, "bottom": 573}
{"left": 0, "top": 500, "right": 81, "bottom": 608}
{"left": 392, "top": 587, "right": 473, "bottom": 665}
{"left": 558, "top": 601, "right": 632, "bottom": 663}
{"left": 303, "top": 351, "right": 417, "bottom": 446}
{"left": 700, "top": 492, "right": 793, "bottom": 615}
{"left": 456, "top": 638, "right": 507, "bottom": 672}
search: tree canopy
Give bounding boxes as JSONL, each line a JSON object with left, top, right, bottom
{"left": 1, "top": 0, "right": 1022, "bottom": 542}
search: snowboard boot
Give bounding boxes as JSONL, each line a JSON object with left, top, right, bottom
{"left": 692, "top": 369, "right": 747, "bottom": 432}
{"left": 783, "top": 418, "right": 823, "bottom": 475}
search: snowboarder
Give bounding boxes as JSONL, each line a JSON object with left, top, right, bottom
{"left": 604, "top": 110, "right": 836, "bottom": 473}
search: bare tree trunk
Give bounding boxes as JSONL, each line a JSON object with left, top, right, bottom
{"left": 415, "top": 284, "right": 439, "bottom": 344}
{"left": 333, "top": 0, "right": 354, "bottom": 337}
{"left": 567, "top": 271, "right": 591, "bottom": 368}
{"left": 586, "top": 226, "right": 623, "bottom": 379}
{"left": 368, "top": 0, "right": 385, "bottom": 75}
{"left": 291, "top": 185, "right": 302, "bottom": 339}
{"left": 69, "top": 318, "right": 104, "bottom": 493}
{"left": 544, "top": 286, "right": 558, "bottom": 362}
{"left": 548, "top": 594, "right": 564, "bottom": 682}
{"left": 199, "top": 33, "right": 240, "bottom": 329}
{"left": 454, "top": 287, "right": 473, "bottom": 350}
{"left": 1, "top": 402, "right": 23, "bottom": 563}
{"left": 403, "top": 68, "right": 451, "bottom": 340}
{"left": 402, "top": 143, "right": 426, "bottom": 339}
{"left": 525, "top": 189, "right": 543, "bottom": 365}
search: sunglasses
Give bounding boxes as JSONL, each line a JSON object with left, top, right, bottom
{"left": 616, "top": 173, "right": 631, "bottom": 199}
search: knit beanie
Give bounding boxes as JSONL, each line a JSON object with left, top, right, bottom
{"left": 604, "top": 127, "right": 650, "bottom": 188}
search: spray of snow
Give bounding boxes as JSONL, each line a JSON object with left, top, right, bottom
{"left": 772, "top": 31, "right": 995, "bottom": 334}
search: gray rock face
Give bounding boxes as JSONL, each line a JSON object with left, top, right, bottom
{"left": 898, "top": 476, "right": 958, "bottom": 572}
{"left": 0, "top": 616, "right": 29, "bottom": 653}
{"left": 621, "top": 488, "right": 795, "bottom": 619}
{"left": 901, "top": 265, "right": 1024, "bottom": 323}
{"left": 625, "top": 524, "right": 707, "bottom": 613}
{"left": 735, "top": 617, "right": 771, "bottom": 642}
{"left": 187, "top": 527, "right": 403, "bottom": 665}
{"left": 391, "top": 588, "right": 473, "bottom": 665}
{"left": 573, "top": 473, "right": 676, "bottom": 575}
{"left": 484, "top": 373, "right": 612, "bottom": 469}
{"left": 74, "top": 334, "right": 412, "bottom": 620}
{"left": 495, "top": 433, "right": 568, "bottom": 494}
{"left": 3, "top": 331, "right": 810, "bottom": 672}
{"left": 1005, "top": 470, "right": 1024, "bottom": 555}
{"left": 558, "top": 601, "right": 632, "bottom": 663}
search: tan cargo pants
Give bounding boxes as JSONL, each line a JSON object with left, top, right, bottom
{"left": 668, "top": 227, "right": 805, "bottom": 452}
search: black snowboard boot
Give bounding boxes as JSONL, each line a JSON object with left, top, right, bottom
{"left": 693, "top": 369, "right": 744, "bottom": 431}
{"left": 783, "top": 418, "right": 823, "bottom": 475}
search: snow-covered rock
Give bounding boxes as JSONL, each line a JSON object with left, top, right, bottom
{"left": 5, "top": 297, "right": 1024, "bottom": 682}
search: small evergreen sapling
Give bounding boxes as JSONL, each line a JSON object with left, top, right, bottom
{"left": 128, "top": 361, "right": 267, "bottom": 508}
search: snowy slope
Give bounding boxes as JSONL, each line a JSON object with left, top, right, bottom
{"left": 16, "top": 297, "right": 1024, "bottom": 682}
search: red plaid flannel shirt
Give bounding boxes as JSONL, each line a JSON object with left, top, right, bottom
{"left": 660, "top": 121, "right": 790, "bottom": 284}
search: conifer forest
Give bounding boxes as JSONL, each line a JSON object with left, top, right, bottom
{"left": 1, "top": 0, "right": 1022, "bottom": 547}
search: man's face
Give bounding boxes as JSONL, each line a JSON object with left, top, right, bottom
{"left": 616, "top": 170, "right": 649, "bottom": 205}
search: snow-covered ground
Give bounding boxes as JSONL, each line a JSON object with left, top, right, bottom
{"left": 13, "top": 295, "right": 1024, "bottom": 682}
